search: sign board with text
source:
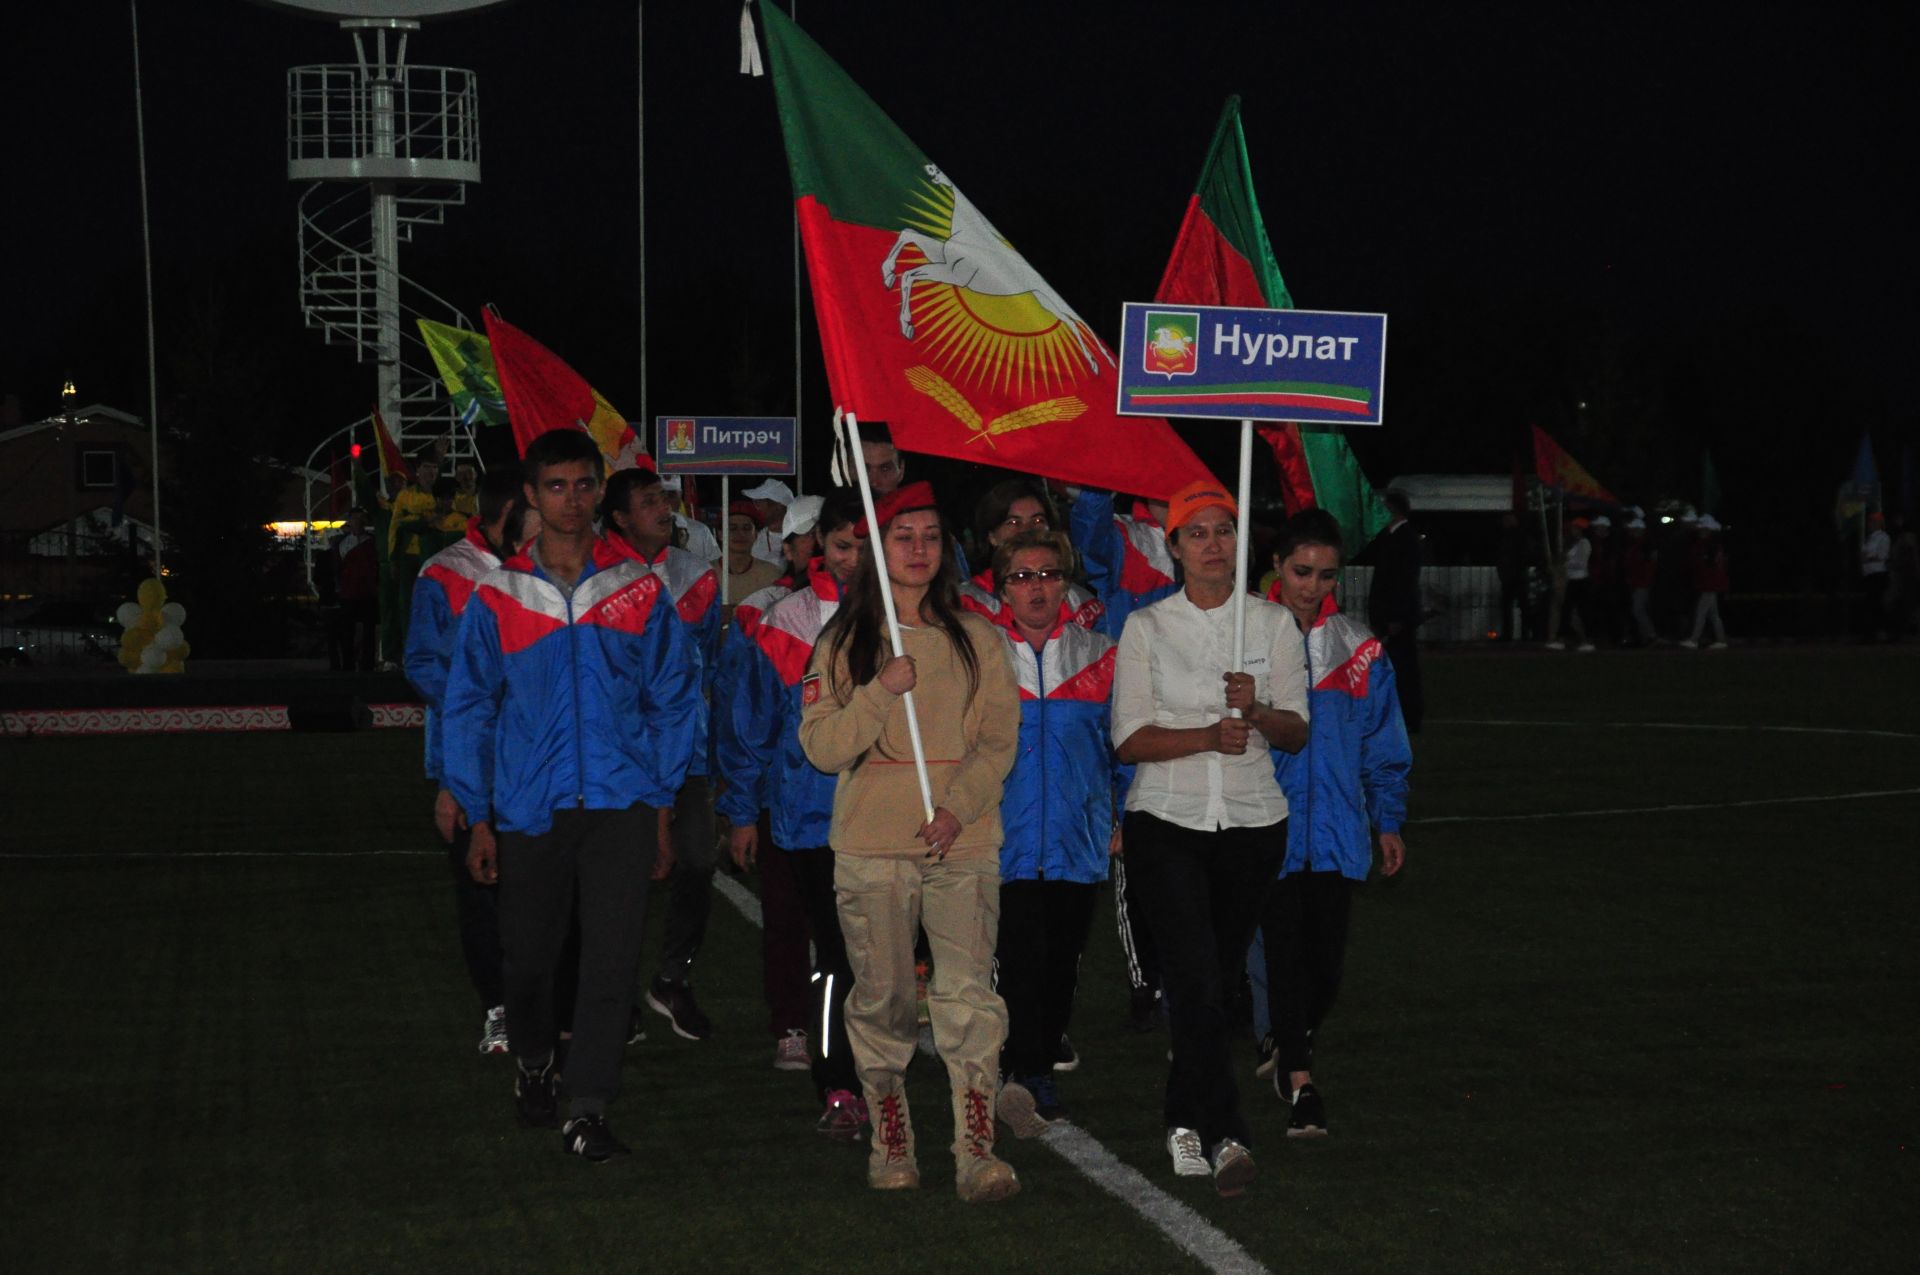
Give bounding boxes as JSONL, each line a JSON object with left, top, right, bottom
{"left": 652, "top": 416, "right": 797, "bottom": 474}
{"left": 1116, "top": 303, "right": 1387, "bottom": 426}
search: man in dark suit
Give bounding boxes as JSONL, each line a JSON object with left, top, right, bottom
{"left": 1366, "top": 491, "right": 1423, "bottom": 732}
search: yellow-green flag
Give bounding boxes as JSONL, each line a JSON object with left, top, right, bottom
{"left": 417, "top": 319, "right": 509, "bottom": 428}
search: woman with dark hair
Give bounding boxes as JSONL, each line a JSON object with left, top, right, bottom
{"left": 1111, "top": 479, "right": 1309, "bottom": 1197}
{"left": 799, "top": 480, "right": 1023, "bottom": 1203}
{"left": 1252, "top": 508, "right": 1411, "bottom": 1138}
{"left": 959, "top": 477, "right": 1104, "bottom": 631}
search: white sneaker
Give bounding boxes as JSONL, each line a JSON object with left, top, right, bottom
{"left": 1678, "top": 639, "right": 1698, "bottom": 649}
{"left": 773, "top": 1028, "right": 811, "bottom": 1071}
{"left": 1167, "top": 1126, "right": 1209, "bottom": 1177}
{"left": 478, "top": 1004, "right": 509, "bottom": 1055}
{"left": 1544, "top": 641, "right": 1566, "bottom": 651}
{"left": 1709, "top": 641, "right": 1728, "bottom": 650}
{"left": 1576, "top": 643, "right": 1596, "bottom": 653}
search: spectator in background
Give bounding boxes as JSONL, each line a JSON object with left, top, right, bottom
{"left": 322, "top": 506, "right": 379, "bottom": 670}
{"left": 1495, "top": 513, "right": 1527, "bottom": 642}
{"left": 1587, "top": 515, "right": 1622, "bottom": 646}
{"left": 662, "top": 475, "right": 723, "bottom": 566}
{"left": 742, "top": 479, "right": 796, "bottom": 567}
{"left": 1860, "top": 511, "right": 1891, "bottom": 641}
{"left": 1886, "top": 514, "right": 1918, "bottom": 641}
{"left": 1367, "top": 490, "right": 1424, "bottom": 730}
{"left": 1623, "top": 515, "right": 1661, "bottom": 645}
{"left": 1680, "top": 515, "right": 1730, "bottom": 649}
{"left": 727, "top": 500, "right": 785, "bottom": 602}
{"left": 454, "top": 460, "right": 479, "bottom": 518}
{"left": 387, "top": 454, "right": 440, "bottom": 653}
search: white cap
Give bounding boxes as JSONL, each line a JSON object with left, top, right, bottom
{"left": 1626, "top": 518, "right": 1647, "bottom": 530}
{"left": 1590, "top": 515, "right": 1612, "bottom": 528}
{"left": 742, "top": 478, "right": 795, "bottom": 504}
{"left": 658, "top": 474, "right": 683, "bottom": 493}
{"left": 781, "top": 494, "right": 824, "bottom": 539}
{"left": 1698, "top": 514, "right": 1722, "bottom": 531}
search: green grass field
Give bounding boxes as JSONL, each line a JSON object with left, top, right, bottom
{"left": 3, "top": 647, "right": 1916, "bottom": 1273}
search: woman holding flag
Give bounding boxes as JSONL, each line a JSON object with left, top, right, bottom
{"left": 1110, "top": 479, "right": 1309, "bottom": 1197}
{"left": 799, "top": 480, "right": 1022, "bottom": 1204}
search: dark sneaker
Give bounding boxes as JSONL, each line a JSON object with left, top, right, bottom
{"left": 995, "top": 1078, "right": 1048, "bottom": 1139}
{"left": 514, "top": 1059, "right": 560, "bottom": 1129}
{"left": 561, "top": 1114, "right": 631, "bottom": 1162}
{"left": 1286, "top": 1083, "right": 1329, "bottom": 1138}
{"left": 1052, "top": 1034, "right": 1080, "bottom": 1073}
{"left": 645, "top": 977, "right": 712, "bottom": 1041}
{"left": 1030, "top": 1072, "right": 1069, "bottom": 1123}
{"left": 1209, "top": 1138, "right": 1257, "bottom": 1196}
{"left": 1253, "top": 1033, "right": 1278, "bottom": 1080}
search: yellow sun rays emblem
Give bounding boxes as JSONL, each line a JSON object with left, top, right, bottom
{"left": 894, "top": 179, "right": 1091, "bottom": 398}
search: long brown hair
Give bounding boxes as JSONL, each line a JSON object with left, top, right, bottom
{"left": 824, "top": 506, "right": 981, "bottom": 704}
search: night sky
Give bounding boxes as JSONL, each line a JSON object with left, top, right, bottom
{"left": 6, "top": 2, "right": 1914, "bottom": 558}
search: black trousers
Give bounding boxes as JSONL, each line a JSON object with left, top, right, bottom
{"left": 757, "top": 812, "right": 812, "bottom": 1038}
{"left": 1124, "top": 811, "right": 1285, "bottom": 1155}
{"left": 446, "top": 823, "right": 504, "bottom": 1009}
{"left": 776, "top": 844, "right": 858, "bottom": 1101}
{"left": 995, "top": 877, "right": 1097, "bottom": 1078}
{"left": 1382, "top": 628, "right": 1423, "bottom": 733}
{"left": 645, "top": 773, "right": 717, "bottom": 989}
{"left": 498, "top": 803, "right": 655, "bottom": 1118}
{"left": 1258, "top": 870, "right": 1354, "bottom": 1077}
{"left": 1111, "top": 856, "right": 1161, "bottom": 995}
{"left": 328, "top": 599, "right": 378, "bottom": 671}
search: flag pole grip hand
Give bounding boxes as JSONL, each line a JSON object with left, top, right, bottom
{"left": 842, "top": 409, "right": 938, "bottom": 824}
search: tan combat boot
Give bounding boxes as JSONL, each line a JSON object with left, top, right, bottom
{"left": 953, "top": 1085, "right": 1020, "bottom": 1203}
{"left": 867, "top": 1088, "right": 919, "bottom": 1190}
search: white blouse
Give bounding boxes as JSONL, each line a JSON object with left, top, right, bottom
{"left": 1111, "top": 590, "right": 1309, "bottom": 832}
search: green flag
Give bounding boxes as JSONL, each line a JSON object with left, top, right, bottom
{"left": 417, "top": 319, "right": 509, "bottom": 428}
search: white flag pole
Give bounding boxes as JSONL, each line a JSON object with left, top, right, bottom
{"left": 1230, "top": 418, "right": 1255, "bottom": 714}
{"left": 719, "top": 474, "right": 730, "bottom": 606}
{"left": 841, "top": 408, "right": 936, "bottom": 824}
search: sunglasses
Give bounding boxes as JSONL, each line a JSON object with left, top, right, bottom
{"left": 1003, "top": 569, "right": 1066, "bottom": 585}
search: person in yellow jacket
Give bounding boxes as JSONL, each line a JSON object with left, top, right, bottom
{"left": 799, "top": 480, "right": 1022, "bottom": 1204}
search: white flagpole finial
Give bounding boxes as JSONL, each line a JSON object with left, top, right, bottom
{"left": 739, "top": 3, "right": 765, "bottom": 77}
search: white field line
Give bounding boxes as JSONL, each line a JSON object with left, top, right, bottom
{"left": 1412, "top": 787, "right": 1920, "bottom": 825}
{"left": 1432, "top": 717, "right": 1920, "bottom": 740}
{"left": 0, "top": 848, "right": 445, "bottom": 860}
{"left": 713, "top": 865, "right": 1268, "bottom": 1275}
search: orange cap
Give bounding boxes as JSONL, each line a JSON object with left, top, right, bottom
{"left": 1165, "top": 479, "right": 1237, "bottom": 536}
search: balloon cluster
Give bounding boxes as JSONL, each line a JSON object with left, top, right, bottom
{"left": 116, "top": 577, "right": 190, "bottom": 674}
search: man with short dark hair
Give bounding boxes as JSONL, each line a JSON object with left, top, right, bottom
{"left": 442, "top": 428, "right": 700, "bottom": 1162}
{"left": 859, "top": 424, "right": 904, "bottom": 497}
{"left": 602, "top": 465, "right": 724, "bottom": 1043}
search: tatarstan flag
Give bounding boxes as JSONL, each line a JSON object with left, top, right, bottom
{"left": 1156, "top": 96, "right": 1391, "bottom": 557}
{"left": 417, "top": 318, "right": 509, "bottom": 428}
{"left": 759, "top": 3, "right": 1211, "bottom": 500}
{"left": 481, "top": 308, "right": 647, "bottom": 471}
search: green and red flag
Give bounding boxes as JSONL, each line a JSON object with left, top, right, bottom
{"left": 1155, "top": 96, "right": 1391, "bottom": 557}
{"left": 481, "top": 308, "right": 647, "bottom": 471}
{"left": 758, "top": 3, "right": 1211, "bottom": 500}
{"left": 1531, "top": 424, "right": 1616, "bottom": 504}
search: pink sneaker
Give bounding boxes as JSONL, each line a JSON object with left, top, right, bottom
{"left": 817, "top": 1088, "right": 868, "bottom": 1142}
{"left": 774, "top": 1029, "right": 811, "bottom": 1071}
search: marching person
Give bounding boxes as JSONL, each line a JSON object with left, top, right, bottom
{"left": 1110, "top": 479, "right": 1308, "bottom": 1197}
{"left": 742, "top": 477, "right": 798, "bottom": 567}
{"left": 1067, "top": 486, "right": 1177, "bottom": 1029}
{"left": 726, "top": 499, "right": 786, "bottom": 603}
{"left": 1680, "top": 515, "right": 1730, "bottom": 649}
{"left": 985, "top": 529, "right": 1126, "bottom": 1137}
{"left": 1623, "top": 515, "right": 1661, "bottom": 645}
{"left": 1252, "top": 509, "right": 1411, "bottom": 1138}
{"left": 602, "top": 465, "right": 725, "bottom": 1044}
{"left": 959, "top": 478, "right": 1104, "bottom": 632}
{"left": 715, "top": 491, "right": 870, "bottom": 1114}
{"left": 1368, "top": 491, "right": 1425, "bottom": 726}
{"left": 860, "top": 423, "right": 905, "bottom": 497}
{"left": 441, "top": 428, "right": 699, "bottom": 1162}
{"left": 404, "top": 468, "right": 537, "bottom": 1056}
{"left": 799, "top": 481, "right": 1023, "bottom": 1203}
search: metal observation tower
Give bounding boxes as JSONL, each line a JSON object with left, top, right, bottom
{"left": 275, "top": 0, "right": 505, "bottom": 533}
